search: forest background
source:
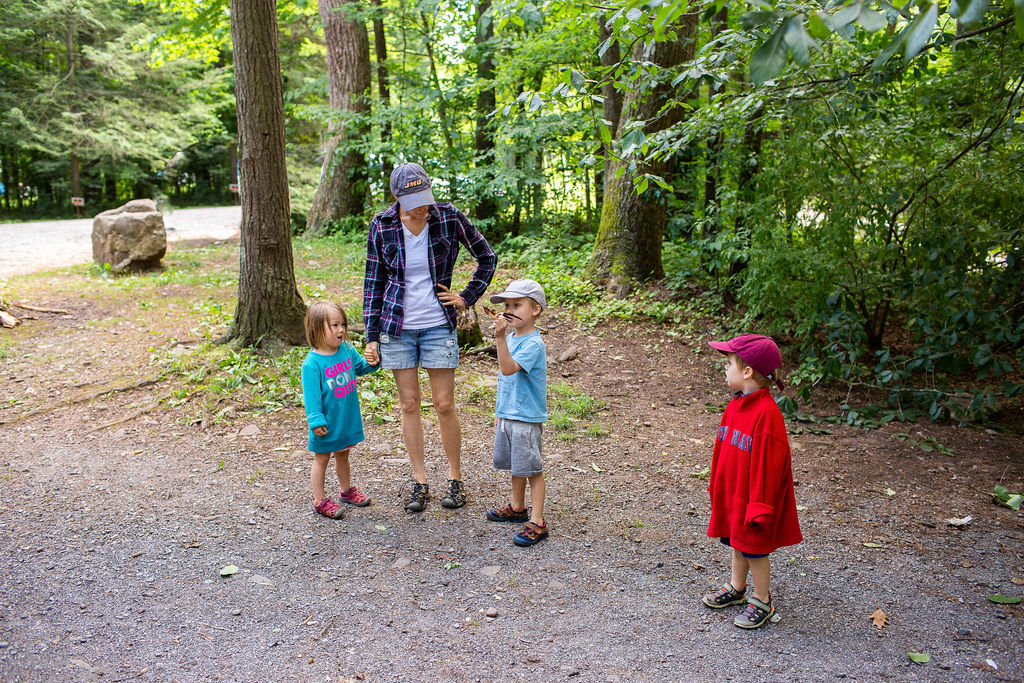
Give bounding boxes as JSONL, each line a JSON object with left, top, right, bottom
{"left": 1, "top": 0, "right": 1022, "bottom": 428}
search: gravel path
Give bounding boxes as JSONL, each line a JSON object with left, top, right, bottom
{"left": 0, "top": 206, "right": 240, "bottom": 278}
{"left": 0, "top": 243, "right": 1022, "bottom": 682}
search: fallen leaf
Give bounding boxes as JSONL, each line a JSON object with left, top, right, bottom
{"left": 590, "top": 463, "right": 605, "bottom": 472}
{"left": 908, "top": 652, "right": 930, "bottom": 664}
{"left": 987, "top": 593, "right": 1021, "bottom": 604}
{"left": 1010, "top": 577, "right": 1024, "bottom": 586}
{"left": 886, "top": 488, "right": 896, "bottom": 496}
{"left": 869, "top": 608, "right": 888, "bottom": 629}
{"left": 946, "top": 515, "right": 972, "bottom": 527}
{"left": 374, "top": 524, "right": 387, "bottom": 531}
{"left": 220, "top": 564, "right": 239, "bottom": 577}
{"left": 863, "top": 542, "right": 884, "bottom": 549}
{"left": 796, "top": 504, "right": 807, "bottom": 511}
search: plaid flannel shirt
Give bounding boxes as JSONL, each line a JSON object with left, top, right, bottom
{"left": 363, "top": 202, "right": 497, "bottom": 343}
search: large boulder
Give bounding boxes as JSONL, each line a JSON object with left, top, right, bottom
{"left": 92, "top": 199, "right": 166, "bottom": 272}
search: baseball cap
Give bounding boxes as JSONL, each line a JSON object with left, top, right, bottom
{"left": 489, "top": 279, "right": 547, "bottom": 311}
{"left": 708, "top": 333, "right": 784, "bottom": 389}
{"left": 390, "top": 162, "right": 436, "bottom": 211}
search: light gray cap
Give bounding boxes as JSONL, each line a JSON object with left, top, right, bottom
{"left": 390, "top": 162, "right": 435, "bottom": 210}
{"left": 489, "top": 278, "right": 547, "bottom": 311}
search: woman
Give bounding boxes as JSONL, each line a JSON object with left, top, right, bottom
{"left": 363, "top": 162, "right": 497, "bottom": 512}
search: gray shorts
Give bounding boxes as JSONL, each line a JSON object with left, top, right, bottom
{"left": 493, "top": 417, "right": 543, "bottom": 477}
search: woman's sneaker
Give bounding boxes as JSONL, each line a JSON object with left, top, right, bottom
{"left": 339, "top": 486, "right": 371, "bottom": 507}
{"left": 734, "top": 596, "right": 775, "bottom": 629}
{"left": 702, "top": 584, "right": 746, "bottom": 609}
{"left": 513, "top": 521, "right": 549, "bottom": 546}
{"left": 486, "top": 504, "right": 530, "bottom": 523}
{"left": 314, "top": 497, "right": 345, "bottom": 519}
{"left": 403, "top": 481, "right": 429, "bottom": 512}
{"left": 441, "top": 479, "right": 467, "bottom": 509}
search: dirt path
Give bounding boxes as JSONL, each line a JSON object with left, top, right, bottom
{"left": 0, "top": 242, "right": 1022, "bottom": 682}
{"left": 0, "top": 206, "right": 240, "bottom": 278}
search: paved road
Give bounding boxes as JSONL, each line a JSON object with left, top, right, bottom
{"left": 0, "top": 205, "right": 241, "bottom": 279}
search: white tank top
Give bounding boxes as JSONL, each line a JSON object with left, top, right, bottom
{"left": 401, "top": 224, "right": 447, "bottom": 330}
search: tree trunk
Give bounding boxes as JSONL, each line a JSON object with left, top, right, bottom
{"left": 596, "top": 14, "right": 622, "bottom": 208}
{"left": 473, "top": 0, "right": 498, "bottom": 224}
{"left": 306, "top": 0, "right": 371, "bottom": 235}
{"left": 588, "top": 16, "right": 697, "bottom": 292}
{"left": 222, "top": 0, "right": 306, "bottom": 352}
{"left": 371, "top": 0, "right": 391, "bottom": 196}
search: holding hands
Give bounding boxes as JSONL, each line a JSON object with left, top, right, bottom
{"left": 364, "top": 342, "right": 380, "bottom": 366}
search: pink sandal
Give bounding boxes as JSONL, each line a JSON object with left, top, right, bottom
{"left": 314, "top": 497, "right": 345, "bottom": 519}
{"left": 339, "top": 486, "right": 372, "bottom": 507}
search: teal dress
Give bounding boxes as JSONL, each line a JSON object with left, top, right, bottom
{"left": 301, "top": 344, "right": 379, "bottom": 453}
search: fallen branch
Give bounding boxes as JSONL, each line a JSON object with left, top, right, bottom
{"left": 11, "top": 302, "right": 71, "bottom": 315}
{"left": 0, "top": 310, "right": 19, "bottom": 328}
{"left": 0, "top": 376, "right": 166, "bottom": 427}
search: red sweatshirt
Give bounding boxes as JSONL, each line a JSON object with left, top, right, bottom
{"left": 707, "top": 388, "right": 802, "bottom": 555}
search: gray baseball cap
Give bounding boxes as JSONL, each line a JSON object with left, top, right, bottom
{"left": 390, "top": 162, "right": 435, "bottom": 211}
{"left": 489, "top": 278, "right": 547, "bottom": 311}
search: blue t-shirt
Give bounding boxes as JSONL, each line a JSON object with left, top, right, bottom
{"left": 495, "top": 330, "right": 547, "bottom": 423}
{"left": 301, "top": 344, "right": 379, "bottom": 453}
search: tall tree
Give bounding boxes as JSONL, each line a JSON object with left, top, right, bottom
{"left": 306, "top": 0, "right": 372, "bottom": 234}
{"left": 473, "top": 0, "right": 498, "bottom": 224}
{"left": 596, "top": 13, "right": 622, "bottom": 208}
{"left": 223, "top": 0, "right": 306, "bottom": 350}
{"left": 370, "top": 0, "right": 391, "bottom": 194}
{"left": 588, "top": 16, "right": 697, "bottom": 292}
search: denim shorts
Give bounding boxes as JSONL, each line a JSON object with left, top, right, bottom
{"left": 493, "top": 417, "right": 543, "bottom": 477}
{"left": 379, "top": 325, "right": 458, "bottom": 370}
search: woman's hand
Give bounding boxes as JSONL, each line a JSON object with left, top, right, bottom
{"left": 364, "top": 341, "right": 380, "bottom": 366}
{"left": 436, "top": 284, "right": 466, "bottom": 311}
{"left": 313, "top": 426, "right": 327, "bottom": 437}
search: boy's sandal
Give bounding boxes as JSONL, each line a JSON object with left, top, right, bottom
{"left": 734, "top": 596, "right": 775, "bottom": 629}
{"left": 513, "top": 521, "right": 549, "bottom": 547}
{"left": 441, "top": 479, "right": 467, "bottom": 509}
{"left": 485, "top": 504, "right": 530, "bottom": 523}
{"left": 702, "top": 584, "right": 746, "bottom": 609}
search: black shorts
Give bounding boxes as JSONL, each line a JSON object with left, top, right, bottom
{"left": 719, "top": 537, "right": 769, "bottom": 559}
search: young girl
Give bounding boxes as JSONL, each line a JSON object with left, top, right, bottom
{"left": 301, "top": 301, "right": 379, "bottom": 519}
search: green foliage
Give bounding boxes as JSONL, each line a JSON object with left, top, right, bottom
{"left": 547, "top": 380, "right": 607, "bottom": 440}
{"left": 992, "top": 485, "right": 1024, "bottom": 511}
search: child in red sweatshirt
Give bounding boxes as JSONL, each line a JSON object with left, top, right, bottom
{"left": 702, "top": 334, "right": 802, "bottom": 629}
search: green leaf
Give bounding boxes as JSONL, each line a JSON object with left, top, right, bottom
{"left": 988, "top": 593, "right": 1022, "bottom": 604}
{"left": 528, "top": 92, "right": 544, "bottom": 112}
{"left": 635, "top": 177, "right": 649, "bottom": 195}
{"left": 872, "top": 24, "right": 907, "bottom": 70}
{"left": 950, "top": 0, "right": 988, "bottom": 26}
{"left": 903, "top": 3, "right": 938, "bottom": 65}
{"left": 750, "top": 22, "right": 788, "bottom": 84}
{"left": 808, "top": 13, "right": 831, "bottom": 39}
{"left": 598, "top": 120, "right": 613, "bottom": 145}
{"left": 570, "top": 69, "right": 586, "bottom": 92}
{"left": 784, "top": 19, "right": 812, "bottom": 66}
{"left": 375, "top": 524, "right": 387, "bottom": 531}
{"left": 591, "top": 463, "right": 605, "bottom": 472}
{"left": 1017, "top": 0, "right": 1024, "bottom": 41}
{"left": 857, "top": 7, "right": 887, "bottom": 32}
{"left": 220, "top": 564, "right": 239, "bottom": 577}
{"left": 831, "top": 2, "right": 863, "bottom": 28}
{"left": 908, "top": 652, "right": 930, "bottom": 664}
{"left": 863, "top": 542, "right": 884, "bottom": 548}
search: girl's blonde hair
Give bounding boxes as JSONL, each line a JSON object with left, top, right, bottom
{"left": 304, "top": 300, "right": 348, "bottom": 349}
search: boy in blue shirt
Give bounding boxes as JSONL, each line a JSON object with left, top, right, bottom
{"left": 484, "top": 279, "right": 549, "bottom": 546}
